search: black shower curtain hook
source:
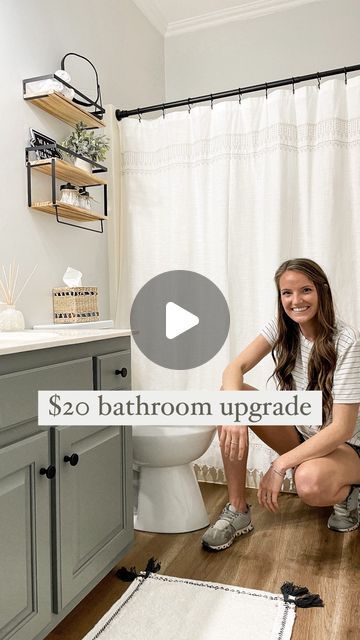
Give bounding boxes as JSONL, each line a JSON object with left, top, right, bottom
{"left": 265, "top": 82, "right": 268, "bottom": 99}
{"left": 238, "top": 88, "right": 242, "bottom": 104}
{"left": 210, "top": 94, "right": 214, "bottom": 110}
{"left": 162, "top": 104, "right": 165, "bottom": 119}
{"left": 317, "top": 72, "right": 321, "bottom": 90}
{"left": 137, "top": 108, "right": 142, "bottom": 123}
{"left": 292, "top": 77, "right": 295, "bottom": 95}
{"left": 188, "top": 98, "right": 191, "bottom": 114}
{"left": 344, "top": 67, "right": 348, "bottom": 85}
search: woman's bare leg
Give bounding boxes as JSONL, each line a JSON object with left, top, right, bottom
{"left": 220, "top": 383, "right": 302, "bottom": 512}
{"left": 294, "top": 444, "right": 360, "bottom": 506}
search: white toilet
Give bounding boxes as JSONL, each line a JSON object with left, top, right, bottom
{"left": 133, "top": 425, "right": 216, "bottom": 533}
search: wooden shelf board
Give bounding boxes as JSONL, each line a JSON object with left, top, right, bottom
{"left": 31, "top": 202, "right": 107, "bottom": 222}
{"left": 29, "top": 159, "right": 107, "bottom": 187}
{"left": 24, "top": 91, "right": 105, "bottom": 128}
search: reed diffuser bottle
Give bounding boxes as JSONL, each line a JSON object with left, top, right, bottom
{"left": 0, "top": 262, "right": 37, "bottom": 331}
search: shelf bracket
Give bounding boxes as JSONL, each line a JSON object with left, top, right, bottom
{"left": 25, "top": 146, "right": 107, "bottom": 233}
{"left": 51, "top": 158, "right": 56, "bottom": 205}
{"left": 55, "top": 207, "right": 104, "bottom": 233}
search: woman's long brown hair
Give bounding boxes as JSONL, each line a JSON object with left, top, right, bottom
{"left": 272, "top": 258, "right": 337, "bottom": 426}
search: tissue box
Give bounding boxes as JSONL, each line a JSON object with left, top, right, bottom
{"left": 52, "top": 287, "right": 99, "bottom": 324}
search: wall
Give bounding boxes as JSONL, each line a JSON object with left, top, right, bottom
{"left": 0, "top": 0, "right": 164, "bottom": 326}
{"left": 165, "top": 0, "right": 360, "bottom": 100}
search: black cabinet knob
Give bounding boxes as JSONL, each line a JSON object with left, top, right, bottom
{"left": 115, "top": 367, "right": 128, "bottom": 377}
{"left": 40, "top": 465, "right": 56, "bottom": 479}
{"left": 64, "top": 453, "right": 79, "bottom": 466}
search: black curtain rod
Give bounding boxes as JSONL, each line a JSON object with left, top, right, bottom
{"left": 116, "top": 63, "right": 360, "bottom": 121}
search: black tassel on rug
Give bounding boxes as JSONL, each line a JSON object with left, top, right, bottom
{"left": 281, "top": 582, "right": 324, "bottom": 608}
{"left": 116, "top": 557, "right": 161, "bottom": 582}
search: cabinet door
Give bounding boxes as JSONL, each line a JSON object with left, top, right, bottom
{"left": 0, "top": 432, "right": 52, "bottom": 640}
{"left": 53, "top": 425, "right": 133, "bottom": 611}
{"left": 94, "top": 350, "right": 131, "bottom": 390}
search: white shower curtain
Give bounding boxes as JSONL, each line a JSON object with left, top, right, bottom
{"left": 109, "top": 75, "right": 360, "bottom": 489}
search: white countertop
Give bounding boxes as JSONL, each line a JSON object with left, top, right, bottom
{"left": 0, "top": 329, "right": 132, "bottom": 356}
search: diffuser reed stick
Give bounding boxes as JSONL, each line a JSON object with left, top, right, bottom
{"left": 0, "top": 263, "right": 37, "bottom": 305}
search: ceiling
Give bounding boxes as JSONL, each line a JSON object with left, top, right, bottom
{"left": 132, "top": 0, "right": 324, "bottom": 36}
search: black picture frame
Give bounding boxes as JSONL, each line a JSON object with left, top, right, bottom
{"left": 29, "top": 128, "right": 62, "bottom": 160}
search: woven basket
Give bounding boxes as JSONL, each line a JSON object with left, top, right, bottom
{"left": 52, "top": 287, "right": 99, "bottom": 324}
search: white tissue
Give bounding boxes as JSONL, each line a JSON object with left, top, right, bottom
{"left": 54, "top": 69, "right": 75, "bottom": 99}
{"left": 63, "top": 267, "right": 82, "bottom": 287}
{"left": 25, "top": 78, "right": 63, "bottom": 96}
{"left": 25, "top": 69, "right": 74, "bottom": 100}
{"left": 54, "top": 69, "right": 71, "bottom": 83}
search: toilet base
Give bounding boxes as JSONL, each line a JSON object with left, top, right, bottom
{"left": 134, "top": 463, "right": 210, "bottom": 533}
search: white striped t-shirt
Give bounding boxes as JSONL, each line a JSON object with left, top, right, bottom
{"left": 260, "top": 318, "right": 360, "bottom": 447}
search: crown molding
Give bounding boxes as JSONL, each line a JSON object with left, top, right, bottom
{"left": 132, "top": 0, "right": 168, "bottom": 36}
{"left": 166, "top": 0, "right": 323, "bottom": 37}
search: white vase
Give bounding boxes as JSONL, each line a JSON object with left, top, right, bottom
{"left": 0, "top": 305, "right": 25, "bottom": 331}
{"left": 74, "top": 157, "right": 93, "bottom": 174}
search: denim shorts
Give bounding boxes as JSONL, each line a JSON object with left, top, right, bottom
{"left": 295, "top": 427, "right": 360, "bottom": 458}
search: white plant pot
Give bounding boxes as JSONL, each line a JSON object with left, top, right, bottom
{"left": 0, "top": 305, "right": 25, "bottom": 331}
{"left": 74, "top": 157, "right": 93, "bottom": 174}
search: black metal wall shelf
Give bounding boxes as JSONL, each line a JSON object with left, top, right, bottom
{"left": 23, "top": 74, "right": 105, "bottom": 128}
{"left": 25, "top": 144, "right": 108, "bottom": 234}
{"left": 23, "top": 73, "right": 108, "bottom": 232}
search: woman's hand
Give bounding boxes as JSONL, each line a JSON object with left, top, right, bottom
{"left": 257, "top": 464, "right": 285, "bottom": 512}
{"left": 219, "top": 425, "right": 248, "bottom": 462}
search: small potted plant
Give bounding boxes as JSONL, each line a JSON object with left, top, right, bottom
{"left": 61, "top": 122, "right": 110, "bottom": 173}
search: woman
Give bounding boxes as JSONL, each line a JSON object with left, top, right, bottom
{"left": 202, "top": 258, "right": 360, "bottom": 551}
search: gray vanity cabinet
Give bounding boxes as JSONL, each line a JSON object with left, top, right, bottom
{"left": 53, "top": 424, "right": 132, "bottom": 611}
{"left": 0, "top": 336, "right": 133, "bottom": 640}
{"left": 0, "top": 431, "right": 52, "bottom": 640}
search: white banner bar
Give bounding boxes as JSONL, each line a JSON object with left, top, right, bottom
{"left": 38, "top": 390, "right": 322, "bottom": 426}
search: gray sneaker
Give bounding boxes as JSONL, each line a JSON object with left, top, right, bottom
{"left": 327, "top": 486, "right": 359, "bottom": 532}
{"left": 202, "top": 503, "right": 253, "bottom": 551}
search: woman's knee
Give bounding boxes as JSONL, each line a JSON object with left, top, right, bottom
{"left": 220, "top": 382, "right": 258, "bottom": 392}
{"left": 294, "top": 463, "right": 324, "bottom": 505}
{"left": 241, "top": 382, "right": 258, "bottom": 391}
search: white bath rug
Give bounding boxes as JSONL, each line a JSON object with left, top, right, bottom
{"left": 82, "top": 571, "right": 316, "bottom": 640}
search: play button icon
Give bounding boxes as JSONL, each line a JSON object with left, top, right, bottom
{"left": 166, "top": 302, "right": 199, "bottom": 340}
{"left": 130, "top": 270, "right": 230, "bottom": 370}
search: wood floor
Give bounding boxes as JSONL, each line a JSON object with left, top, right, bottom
{"left": 46, "top": 483, "right": 359, "bottom": 640}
